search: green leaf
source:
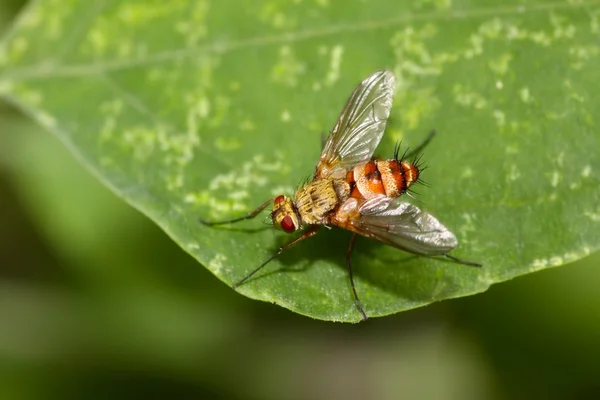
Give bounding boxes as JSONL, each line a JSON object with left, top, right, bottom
{"left": 0, "top": 0, "right": 598, "bottom": 322}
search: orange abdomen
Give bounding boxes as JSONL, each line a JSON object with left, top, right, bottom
{"left": 346, "top": 160, "right": 419, "bottom": 200}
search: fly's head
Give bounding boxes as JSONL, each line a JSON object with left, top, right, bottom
{"left": 271, "top": 195, "right": 300, "bottom": 233}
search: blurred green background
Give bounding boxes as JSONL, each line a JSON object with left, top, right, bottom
{"left": 1, "top": 1, "right": 599, "bottom": 399}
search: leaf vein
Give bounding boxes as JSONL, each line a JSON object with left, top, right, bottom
{"left": 2, "top": 0, "right": 600, "bottom": 81}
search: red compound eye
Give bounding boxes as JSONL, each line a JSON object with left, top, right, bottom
{"left": 274, "top": 195, "right": 285, "bottom": 205}
{"left": 280, "top": 215, "right": 295, "bottom": 233}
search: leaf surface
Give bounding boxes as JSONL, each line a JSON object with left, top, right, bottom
{"left": 1, "top": 0, "right": 599, "bottom": 321}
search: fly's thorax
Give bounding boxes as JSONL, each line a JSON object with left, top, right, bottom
{"left": 294, "top": 179, "right": 346, "bottom": 225}
{"left": 271, "top": 195, "right": 301, "bottom": 233}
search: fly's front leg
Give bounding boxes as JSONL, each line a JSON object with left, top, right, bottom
{"left": 199, "top": 198, "right": 273, "bottom": 226}
{"left": 233, "top": 225, "right": 321, "bottom": 288}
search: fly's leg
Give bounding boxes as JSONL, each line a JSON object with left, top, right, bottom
{"left": 198, "top": 199, "right": 273, "bottom": 226}
{"left": 233, "top": 225, "right": 321, "bottom": 288}
{"left": 444, "top": 254, "right": 483, "bottom": 267}
{"left": 404, "top": 130, "right": 437, "bottom": 160}
{"left": 346, "top": 233, "right": 368, "bottom": 321}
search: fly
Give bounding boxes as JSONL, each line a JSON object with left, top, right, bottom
{"left": 200, "top": 70, "right": 482, "bottom": 321}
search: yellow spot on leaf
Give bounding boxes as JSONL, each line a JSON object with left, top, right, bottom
{"left": 325, "top": 45, "right": 344, "bottom": 86}
{"left": 272, "top": 46, "right": 305, "bottom": 87}
{"left": 581, "top": 165, "right": 591, "bottom": 178}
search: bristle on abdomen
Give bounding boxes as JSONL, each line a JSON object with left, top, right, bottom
{"left": 347, "top": 159, "right": 420, "bottom": 200}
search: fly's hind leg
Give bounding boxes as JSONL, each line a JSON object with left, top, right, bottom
{"left": 444, "top": 253, "right": 483, "bottom": 267}
{"left": 404, "top": 130, "right": 437, "bottom": 160}
{"left": 346, "top": 233, "right": 368, "bottom": 321}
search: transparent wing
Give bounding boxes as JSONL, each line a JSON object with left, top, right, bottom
{"left": 315, "top": 70, "right": 396, "bottom": 179}
{"left": 354, "top": 196, "right": 458, "bottom": 256}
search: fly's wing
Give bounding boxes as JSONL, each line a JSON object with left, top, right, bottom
{"left": 315, "top": 70, "right": 396, "bottom": 179}
{"left": 355, "top": 196, "right": 458, "bottom": 256}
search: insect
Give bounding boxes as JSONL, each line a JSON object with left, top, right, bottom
{"left": 200, "top": 70, "right": 481, "bottom": 321}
